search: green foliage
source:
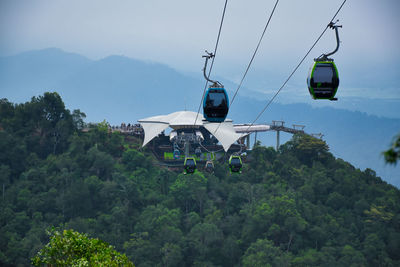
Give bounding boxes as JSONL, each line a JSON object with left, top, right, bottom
{"left": 383, "top": 133, "right": 400, "bottom": 165}
{"left": 188, "top": 222, "right": 223, "bottom": 259}
{"left": 1, "top": 94, "right": 400, "bottom": 266}
{"left": 170, "top": 172, "right": 208, "bottom": 214}
{"left": 242, "top": 239, "right": 292, "bottom": 267}
{"left": 122, "top": 148, "right": 149, "bottom": 171}
{"left": 281, "top": 133, "right": 329, "bottom": 166}
{"left": 31, "top": 229, "right": 133, "bottom": 266}
{"left": 338, "top": 245, "right": 367, "bottom": 266}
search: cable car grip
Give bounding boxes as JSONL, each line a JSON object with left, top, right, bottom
{"left": 316, "top": 20, "right": 342, "bottom": 61}
{"left": 202, "top": 50, "right": 223, "bottom": 88}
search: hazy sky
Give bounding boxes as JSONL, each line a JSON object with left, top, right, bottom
{"left": 1, "top": 0, "right": 400, "bottom": 101}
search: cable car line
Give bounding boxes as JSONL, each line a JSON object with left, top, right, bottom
{"left": 243, "top": 0, "right": 347, "bottom": 133}
{"left": 187, "top": 0, "right": 346, "bottom": 172}
{"left": 230, "top": 0, "right": 280, "bottom": 106}
{"left": 210, "top": 0, "right": 279, "bottom": 136}
{"left": 194, "top": 0, "right": 229, "bottom": 126}
{"left": 199, "top": 141, "right": 224, "bottom": 154}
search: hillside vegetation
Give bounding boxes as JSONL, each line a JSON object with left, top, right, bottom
{"left": 1, "top": 93, "right": 399, "bottom": 266}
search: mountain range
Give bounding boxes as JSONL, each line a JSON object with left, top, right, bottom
{"left": 0, "top": 48, "right": 399, "bottom": 187}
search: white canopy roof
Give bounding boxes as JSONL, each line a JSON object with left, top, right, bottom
{"left": 138, "top": 111, "right": 242, "bottom": 151}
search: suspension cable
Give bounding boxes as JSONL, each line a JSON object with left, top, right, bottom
{"left": 244, "top": 0, "right": 347, "bottom": 133}
{"left": 199, "top": 140, "right": 225, "bottom": 153}
{"left": 230, "top": 0, "right": 280, "bottom": 106}
{"left": 211, "top": 0, "right": 279, "bottom": 137}
{"left": 194, "top": 0, "right": 228, "bottom": 126}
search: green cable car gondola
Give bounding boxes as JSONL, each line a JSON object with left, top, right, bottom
{"left": 184, "top": 157, "right": 196, "bottom": 174}
{"left": 307, "top": 21, "right": 342, "bottom": 101}
{"left": 307, "top": 61, "right": 339, "bottom": 100}
{"left": 229, "top": 155, "right": 242, "bottom": 173}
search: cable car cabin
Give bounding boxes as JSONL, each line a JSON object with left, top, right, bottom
{"left": 173, "top": 149, "right": 180, "bottom": 160}
{"left": 307, "top": 61, "right": 339, "bottom": 100}
{"left": 205, "top": 160, "right": 214, "bottom": 173}
{"left": 184, "top": 157, "right": 196, "bottom": 174}
{"left": 229, "top": 155, "right": 242, "bottom": 173}
{"left": 203, "top": 87, "right": 229, "bottom": 122}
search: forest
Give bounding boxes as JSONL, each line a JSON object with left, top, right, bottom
{"left": 0, "top": 92, "right": 399, "bottom": 266}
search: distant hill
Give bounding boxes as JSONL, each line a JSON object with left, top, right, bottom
{"left": 0, "top": 48, "right": 399, "bottom": 187}
{"left": 0, "top": 48, "right": 92, "bottom": 96}
{"left": 0, "top": 48, "right": 204, "bottom": 122}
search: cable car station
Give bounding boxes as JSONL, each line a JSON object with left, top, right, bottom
{"left": 107, "top": 115, "right": 319, "bottom": 173}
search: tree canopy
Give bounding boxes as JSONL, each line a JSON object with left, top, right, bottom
{"left": 1, "top": 93, "right": 399, "bottom": 266}
{"left": 31, "top": 229, "right": 133, "bottom": 266}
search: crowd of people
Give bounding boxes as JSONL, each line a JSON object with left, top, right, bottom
{"left": 110, "top": 123, "right": 143, "bottom": 135}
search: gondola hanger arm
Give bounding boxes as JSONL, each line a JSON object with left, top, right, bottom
{"left": 202, "top": 50, "right": 223, "bottom": 87}
{"left": 316, "top": 20, "right": 342, "bottom": 61}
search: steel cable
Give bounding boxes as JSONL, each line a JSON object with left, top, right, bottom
{"left": 194, "top": 0, "right": 228, "bottom": 126}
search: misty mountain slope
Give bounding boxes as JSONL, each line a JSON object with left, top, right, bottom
{"left": 0, "top": 48, "right": 398, "bottom": 187}
{"left": 0, "top": 48, "right": 92, "bottom": 98}
{"left": 56, "top": 55, "right": 206, "bottom": 122}
{"left": 0, "top": 48, "right": 207, "bottom": 122}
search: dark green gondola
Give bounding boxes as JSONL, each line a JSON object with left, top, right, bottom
{"left": 307, "top": 61, "right": 339, "bottom": 100}
{"left": 184, "top": 157, "right": 196, "bottom": 174}
{"left": 229, "top": 155, "right": 242, "bottom": 173}
{"left": 307, "top": 21, "right": 342, "bottom": 101}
